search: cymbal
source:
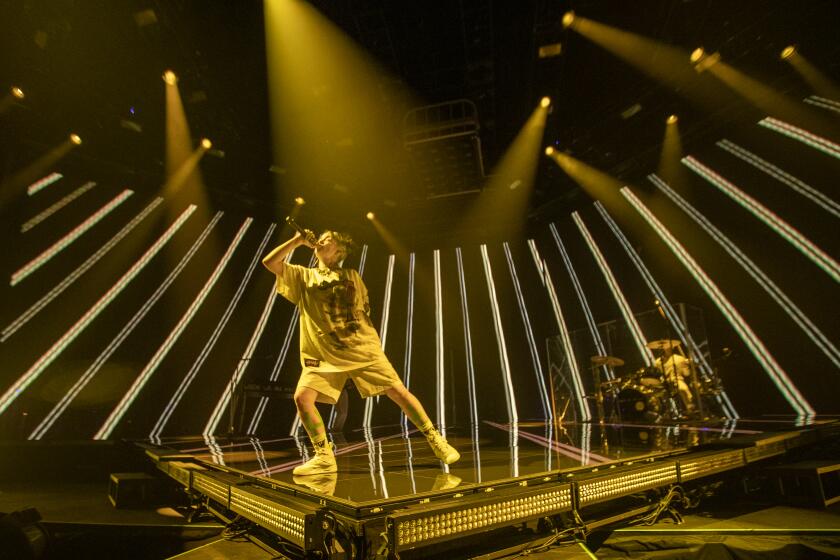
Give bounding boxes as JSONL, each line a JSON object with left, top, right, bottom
{"left": 590, "top": 355, "right": 625, "bottom": 367}
{"left": 646, "top": 339, "right": 682, "bottom": 351}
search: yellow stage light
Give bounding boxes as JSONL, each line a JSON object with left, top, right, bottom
{"left": 562, "top": 11, "right": 575, "bottom": 28}
{"left": 540, "top": 96, "right": 551, "bottom": 108}
{"left": 666, "top": 114, "right": 678, "bottom": 124}
{"left": 690, "top": 48, "right": 705, "bottom": 64}
{"left": 69, "top": 134, "right": 82, "bottom": 145}
{"left": 294, "top": 196, "right": 305, "bottom": 206}
{"left": 780, "top": 45, "right": 796, "bottom": 60}
{"left": 366, "top": 211, "right": 375, "bottom": 220}
{"left": 545, "top": 146, "right": 555, "bottom": 156}
{"left": 163, "top": 70, "right": 178, "bottom": 85}
{"left": 11, "top": 87, "right": 25, "bottom": 99}
{"left": 200, "top": 138, "right": 212, "bottom": 149}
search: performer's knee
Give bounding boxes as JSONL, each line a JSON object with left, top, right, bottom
{"left": 294, "top": 387, "right": 317, "bottom": 409}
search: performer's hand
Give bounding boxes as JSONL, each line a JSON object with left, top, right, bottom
{"left": 294, "top": 230, "right": 317, "bottom": 249}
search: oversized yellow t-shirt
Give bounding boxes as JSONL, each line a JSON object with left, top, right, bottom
{"left": 275, "top": 263, "right": 385, "bottom": 371}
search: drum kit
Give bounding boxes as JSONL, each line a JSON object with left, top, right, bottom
{"left": 589, "top": 339, "right": 717, "bottom": 423}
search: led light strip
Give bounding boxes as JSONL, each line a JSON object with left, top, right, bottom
{"left": 11, "top": 189, "right": 134, "bottom": 286}
{"left": 803, "top": 96, "right": 840, "bottom": 115}
{"left": 400, "top": 253, "right": 417, "bottom": 431}
{"left": 433, "top": 249, "right": 447, "bottom": 433}
{"left": 549, "top": 223, "right": 614, "bottom": 381}
{"left": 150, "top": 220, "right": 269, "bottom": 439}
{"left": 621, "top": 187, "right": 814, "bottom": 416}
{"left": 573, "top": 212, "right": 654, "bottom": 367}
{"left": 250, "top": 437, "right": 271, "bottom": 477}
{"left": 28, "top": 212, "right": 223, "bottom": 440}
{"left": 650, "top": 174, "right": 840, "bottom": 370}
{"left": 455, "top": 248, "right": 479, "bottom": 429}
{"left": 21, "top": 181, "right": 96, "bottom": 232}
{"left": 503, "top": 242, "right": 552, "bottom": 419}
{"left": 683, "top": 156, "right": 839, "bottom": 283}
{"left": 758, "top": 116, "right": 840, "bottom": 160}
{"left": 0, "top": 205, "right": 196, "bottom": 416}
{"left": 2, "top": 198, "right": 164, "bottom": 342}
{"left": 527, "top": 240, "right": 591, "bottom": 421}
{"left": 26, "top": 172, "right": 63, "bottom": 196}
{"left": 364, "top": 254, "right": 396, "bottom": 429}
{"left": 358, "top": 244, "right": 369, "bottom": 277}
{"left": 595, "top": 198, "right": 739, "bottom": 418}
{"left": 716, "top": 140, "right": 840, "bottom": 218}
{"left": 480, "top": 244, "right": 518, "bottom": 424}
{"left": 95, "top": 217, "right": 253, "bottom": 439}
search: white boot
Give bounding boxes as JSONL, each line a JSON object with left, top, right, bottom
{"left": 426, "top": 429, "right": 460, "bottom": 465}
{"left": 293, "top": 441, "right": 337, "bottom": 475}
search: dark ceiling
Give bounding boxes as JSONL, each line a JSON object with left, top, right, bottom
{"left": 2, "top": 0, "right": 839, "bottom": 236}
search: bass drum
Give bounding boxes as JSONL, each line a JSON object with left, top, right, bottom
{"left": 618, "top": 386, "right": 663, "bottom": 421}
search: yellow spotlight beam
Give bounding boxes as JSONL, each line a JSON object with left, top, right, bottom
{"left": 369, "top": 213, "right": 409, "bottom": 265}
{"left": 0, "top": 137, "right": 78, "bottom": 209}
{"left": 657, "top": 116, "right": 689, "bottom": 186}
{"left": 783, "top": 48, "right": 840, "bottom": 101}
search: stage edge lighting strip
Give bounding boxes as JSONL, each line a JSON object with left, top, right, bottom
{"left": 0, "top": 205, "right": 196, "bottom": 416}
{"left": 758, "top": 117, "right": 840, "bottom": 160}
{"left": 455, "top": 248, "right": 479, "bottom": 428}
{"left": 21, "top": 181, "right": 96, "bottom": 232}
{"left": 595, "top": 200, "right": 739, "bottom": 419}
{"left": 683, "top": 156, "right": 840, "bottom": 283}
{"left": 28, "top": 212, "right": 224, "bottom": 439}
{"left": 621, "top": 187, "right": 814, "bottom": 416}
{"left": 364, "top": 254, "right": 396, "bottom": 429}
{"left": 650, "top": 174, "right": 840, "bottom": 370}
{"left": 573, "top": 212, "right": 654, "bottom": 367}
{"left": 11, "top": 189, "right": 133, "bottom": 286}
{"left": 549, "top": 224, "right": 614, "bottom": 381}
{"left": 150, "top": 220, "right": 269, "bottom": 438}
{"left": 2, "top": 197, "right": 164, "bottom": 342}
{"left": 96, "top": 217, "right": 253, "bottom": 439}
{"left": 503, "top": 242, "right": 552, "bottom": 420}
{"left": 526, "top": 240, "right": 591, "bottom": 421}
{"left": 26, "top": 172, "right": 63, "bottom": 195}
{"left": 716, "top": 140, "right": 840, "bottom": 219}
{"left": 480, "top": 244, "right": 518, "bottom": 424}
{"left": 400, "top": 253, "right": 416, "bottom": 431}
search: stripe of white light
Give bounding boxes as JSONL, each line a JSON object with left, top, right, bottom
{"left": 364, "top": 254, "right": 395, "bottom": 429}
{"left": 573, "top": 212, "right": 654, "bottom": 367}
{"left": 804, "top": 96, "right": 840, "bottom": 115}
{"left": 503, "top": 242, "right": 552, "bottom": 419}
{"left": 2, "top": 198, "right": 163, "bottom": 342}
{"left": 595, "top": 198, "right": 739, "bottom": 419}
{"left": 527, "top": 240, "right": 591, "bottom": 421}
{"left": 649, "top": 174, "right": 840, "bottom": 370}
{"left": 357, "top": 244, "right": 369, "bottom": 277}
{"left": 27, "top": 172, "right": 63, "bottom": 196}
{"left": 433, "top": 249, "right": 447, "bottom": 432}
{"left": 149, "top": 220, "right": 268, "bottom": 438}
{"left": 95, "top": 217, "right": 252, "bottom": 439}
{"left": 455, "top": 248, "right": 479, "bottom": 428}
{"left": 27, "top": 212, "right": 223, "bottom": 439}
{"left": 400, "top": 253, "right": 416, "bottom": 431}
{"left": 683, "top": 156, "right": 839, "bottom": 283}
{"left": 621, "top": 187, "right": 814, "bottom": 416}
{"left": 549, "top": 223, "right": 614, "bottom": 381}
{"left": 0, "top": 205, "right": 196, "bottom": 416}
{"left": 11, "top": 189, "right": 133, "bottom": 286}
{"left": 480, "top": 244, "right": 518, "bottom": 424}
{"left": 717, "top": 140, "right": 840, "bottom": 219}
{"left": 21, "top": 181, "right": 96, "bottom": 233}
{"left": 758, "top": 117, "right": 840, "bottom": 160}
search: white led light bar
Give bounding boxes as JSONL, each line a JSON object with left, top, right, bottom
{"left": 364, "top": 254, "right": 395, "bottom": 429}
{"left": 11, "top": 189, "right": 133, "bottom": 286}
{"left": 400, "top": 253, "right": 417, "bottom": 431}
{"left": 683, "top": 155, "right": 839, "bottom": 283}
{"left": 803, "top": 95, "right": 840, "bottom": 115}
{"left": 26, "top": 172, "right": 63, "bottom": 196}
{"left": 455, "top": 248, "right": 479, "bottom": 429}
{"left": 758, "top": 116, "right": 840, "bottom": 160}
{"left": 21, "top": 181, "right": 96, "bottom": 232}
{"left": 0, "top": 205, "right": 196, "bottom": 417}
{"left": 434, "top": 250, "right": 446, "bottom": 433}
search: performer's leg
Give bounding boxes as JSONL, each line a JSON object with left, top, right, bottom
{"left": 293, "top": 386, "right": 337, "bottom": 474}
{"left": 385, "top": 384, "right": 460, "bottom": 464}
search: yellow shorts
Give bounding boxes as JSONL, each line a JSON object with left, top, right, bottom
{"left": 296, "top": 358, "right": 403, "bottom": 404}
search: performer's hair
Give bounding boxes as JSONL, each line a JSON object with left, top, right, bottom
{"left": 329, "top": 230, "right": 355, "bottom": 261}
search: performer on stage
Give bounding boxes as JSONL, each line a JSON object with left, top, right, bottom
{"left": 262, "top": 228, "right": 460, "bottom": 476}
{"left": 653, "top": 343, "right": 696, "bottom": 416}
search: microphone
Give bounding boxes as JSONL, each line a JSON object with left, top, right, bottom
{"left": 654, "top": 299, "right": 666, "bottom": 319}
{"left": 285, "top": 216, "right": 317, "bottom": 245}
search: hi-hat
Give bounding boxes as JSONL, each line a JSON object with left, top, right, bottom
{"left": 590, "top": 355, "right": 625, "bottom": 367}
{"left": 646, "top": 339, "right": 682, "bottom": 351}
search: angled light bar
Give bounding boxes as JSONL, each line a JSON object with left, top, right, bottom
{"left": 683, "top": 155, "right": 840, "bottom": 282}
{"left": 573, "top": 212, "right": 654, "bottom": 367}
{"left": 503, "top": 242, "right": 552, "bottom": 420}
{"left": 716, "top": 140, "right": 840, "bottom": 219}
{"left": 26, "top": 172, "right": 63, "bottom": 196}
{"left": 0, "top": 205, "right": 197, "bottom": 417}
{"left": 11, "top": 189, "right": 133, "bottom": 286}
{"left": 400, "top": 253, "right": 417, "bottom": 431}
{"left": 527, "top": 239, "right": 591, "bottom": 422}
{"left": 433, "top": 249, "right": 447, "bottom": 433}
{"left": 595, "top": 199, "right": 739, "bottom": 419}
{"left": 96, "top": 216, "right": 253, "bottom": 439}
{"left": 2, "top": 198, "right": 163, "bottom": 342}
{"left": 364, "top": 254, "right": 396, "bottom": 429}
{"left": 758, "top": 116, "right": 840, "bottom": 160}
{"left": 549, "top": 224, "right": 614, "bottom": 382}
{"left": 150, "top": 219, "right": 265, "bottom": 438}
{"left": 650, "top": 174, "right": 840, "bottom": 370}
{"left": 804, "top": 95, "right": 840, "bottom": 115}
{"left": 455, "top": 248, "right": 479, "bottom": 429}
{"left": 621, "top": 187, "right": 814, "bottom": 416}
{"left": 28, "top": 212, "right": 224, "bottom": 440}
{"left": 21, "top": 181, "right": 96, "bottom": 232}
